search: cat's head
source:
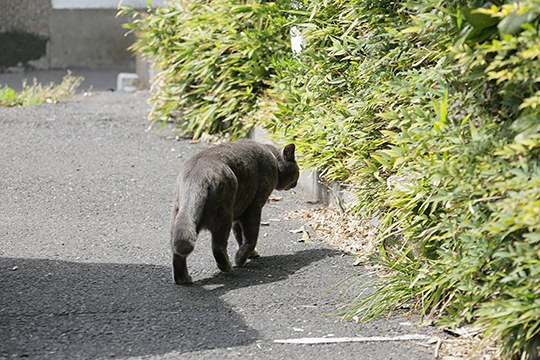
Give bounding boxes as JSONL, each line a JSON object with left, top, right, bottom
{"left": 276, "top": 144, "right": 300, "bottom": 191}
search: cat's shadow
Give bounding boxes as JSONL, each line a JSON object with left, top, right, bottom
{"left": 196, "top": 248, "right": 342, "bottom": 294}
{"left": 0, "top": 247, "right": 341, "bottom": 359}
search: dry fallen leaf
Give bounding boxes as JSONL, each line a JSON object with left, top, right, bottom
{"left": 289, "top": 227, "right": 305, "bottom": 234}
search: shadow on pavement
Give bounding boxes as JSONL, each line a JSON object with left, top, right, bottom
{"left": 0, "top": 248, "right": 339, "bottom": 358}
{"left": 198, "top": 248, "right": 342, "bottom": 292}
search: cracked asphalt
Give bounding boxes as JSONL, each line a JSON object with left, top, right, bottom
{"left": 0, "top": 90, "right": 436, "bottom": 359}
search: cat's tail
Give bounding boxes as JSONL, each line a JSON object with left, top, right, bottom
{"left": 171, "top": 191, "right": 204, "bottom": 257}
{"left": 171, "top": 219, "right": 197, "bottom": 256}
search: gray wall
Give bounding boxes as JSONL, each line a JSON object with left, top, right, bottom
{"left": 0, "top": 0, "right": 161, "bottom": 70}
{"left": 48, "top": 9, "right": 136, "bottom": 69}
{"left": 0, "top": 0, "right": 50, "bottom": 36}
{"left": 0, "top": 0, "right": 51, "bottom": 68}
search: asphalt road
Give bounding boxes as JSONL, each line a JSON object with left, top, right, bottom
{"left": 0, "top": 91, "right": 435, "bottom": 359}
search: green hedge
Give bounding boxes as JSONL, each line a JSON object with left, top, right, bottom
{"left": 120, "top": 0, "right": 290, "bottom": 139}
{"left": 124, "top": 1, "right": 540, "bottom": 357}
{"left": 271, "top": 1, "right": 540, "bottom": 358}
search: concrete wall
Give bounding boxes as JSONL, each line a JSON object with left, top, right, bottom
{"left": 0, "top": 0, "right": 50, "bottom": 35}
{"left": 48, "top": 9, "right": 136, "bottom": 69}
{"left": 0, "top": 0, "right": 164, "bottom": 70}
{"left": 51, "top": 0, "right": 164, "bottom": 8}
{"left": 0, "top": 0, "right": 51, "bottom": 68}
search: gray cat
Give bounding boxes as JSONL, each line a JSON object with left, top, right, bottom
{"left": 170, "top": 139, "right": 300, "bottom": 284}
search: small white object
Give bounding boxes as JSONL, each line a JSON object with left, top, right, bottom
{"left": 289, "top": 226, "right": 305, "bottom": 234}
{"left": 117, "top": 73, "right": 140, "bottom": 92}
{"left": 290, "top": 26, "right": 304, "bottom": 55}
{"left": 274, "top": 334, "right": 431, "bottom": 344}
{"left": 399, "top": 322, "right": 414, "bottom": 327}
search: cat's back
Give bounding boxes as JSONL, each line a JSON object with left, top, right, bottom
{"left": 177, "top": 140, "right": 277, "bottom": 196}
{"left": 184, "top": 140, "right": 276, "bottom": 177}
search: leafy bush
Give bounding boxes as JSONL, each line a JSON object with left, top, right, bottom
{"left": 120, "top": 0, "right": 290, "bottom": 139}
{"left": 267, "top": 0, "right": 540, "bottom": 358}
{"left": 0, "top": 73, "right": 82, "bottom": 107}
{"left": 126, "top": 0, "right": 540, "bottom": 357}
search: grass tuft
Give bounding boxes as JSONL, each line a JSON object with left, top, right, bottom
{"left": 0, "top": 72, "right": 83, "bottom": 107}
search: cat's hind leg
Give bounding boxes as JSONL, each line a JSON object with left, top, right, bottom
{"left": 171, "top": 216, "right": 197, "bottom": 285}
{"left": 235, "top": 208, "right": 261, "bottom": 267}
{"left": 233, "top": 221, "right": 259, "bottom": 260}
{"left": 172, "top": 253, "right": 192, "bottom": 284}
{"left": 210, "top": 221, "right": 233, "bottom": 273}
{"left": 233, "top": 222, "right": 243, "bottom": 246}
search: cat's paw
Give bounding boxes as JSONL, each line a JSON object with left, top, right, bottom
{"left": 217, "top": 261, "right": 233, "bottom": 272}
{"left": 235, "top": 254, "right": 248, "bottom": 268}
{"left": 236, "top": 244, "right": 257, "bottom": 267}
{"left": 174, "top": 274, "right": 193, "bottom": 285}
{"left": 249, "top": 249, "right": 260, "bottom": 259}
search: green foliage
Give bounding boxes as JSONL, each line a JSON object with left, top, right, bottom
{"left": 126, "top": 0, "right": 540, "bottom": 357}
{"left": 120, "top": 0, "right": 290, "bottom": 139}
{"left": 0, "top": 73, "right": 82, "bottom": 107}
{"left": 0, "top": 87, "right": 19, "bottom": 106}
{"left": 267, "top": 0, "right": 540, "bottom": 358}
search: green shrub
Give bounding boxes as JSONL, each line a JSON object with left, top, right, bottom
{"left": 125, "top": 0, "right": 540, "bottom": 357}
{"left": 120, "top": 0, "right": 290, "bottom": 139}
{"left": 268, "top": 0, "right": 540, "bottom": 358}
{"left": 0, "top": 73, "right": 82, "bottom": 107}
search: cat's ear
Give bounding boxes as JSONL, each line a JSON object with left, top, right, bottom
{"left": 282, "top": 144, "right": 296, "bottom": 162}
